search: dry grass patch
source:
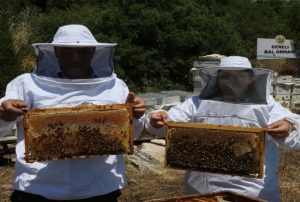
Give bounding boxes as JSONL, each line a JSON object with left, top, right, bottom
{"left": 0, "top": 166, "right": 14, "bottom": 202}
{"left": 119, "top": 163, "right": 184, "bottom": 202}
{"left": 278, "top": 149, "right": 300, "bottom": 202}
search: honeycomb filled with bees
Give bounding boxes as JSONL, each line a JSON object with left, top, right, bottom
{"left": 165, "top": 122, "right": 265, "bottom": 178}
{"left": 23, "top": 104, "right": 134, "bottom": 163}
{"left": 145, "top": 191, "right": 267, "bottom": 202}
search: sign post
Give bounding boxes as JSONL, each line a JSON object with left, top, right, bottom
{"left": 257, "top": 35, "right": 296, "bottom": 59}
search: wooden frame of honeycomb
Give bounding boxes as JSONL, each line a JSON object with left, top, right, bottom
{"left": 144, "top": 190, "right": 267, "bottom": 202}
{"left": 23, "top": 103, "right": 134, "bottom": 163}
{"left": 165, "top": 122, "right": 266, "bottom": 179}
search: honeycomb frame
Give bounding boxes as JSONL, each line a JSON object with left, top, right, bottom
{"left": 23, "top": 103, "right": 134, "bottom": 163}
{"left": 165, "top": 122, "right": 266, "bottom": 179}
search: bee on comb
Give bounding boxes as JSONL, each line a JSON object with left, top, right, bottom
{"left": 165, "top": 122, "right": 266, "bottom": 178}
{"left": 23, "top": 104, "right": 134, "bottom": 163}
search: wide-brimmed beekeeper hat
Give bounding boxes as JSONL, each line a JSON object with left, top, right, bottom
{"left": 218, "top": 56, "right": 252, "bottom": 68}
{"left": 32, "top": 24, "right": 116, "bottom": 51}
{"left": 32, "top": 24, "right": 116, "bottom": 78}
{"left": 199, "top": 56, "right": 273, "bottom": 104}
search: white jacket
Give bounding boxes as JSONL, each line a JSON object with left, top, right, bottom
{"left": 0, "top": 73, "right": 144, "bottom": 200}
{"left": 145, "top": 73, "right": 300, "bottom": 201}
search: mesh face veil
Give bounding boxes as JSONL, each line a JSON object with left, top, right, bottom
{"left": 199, "top": 56, "right": 273, "bottom": 104}
{"left": 32, "top": 24, "right": 117, "bottom": 78}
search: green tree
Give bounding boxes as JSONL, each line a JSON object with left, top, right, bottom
{"left": 0, "top": 14, "right": 27, "bottom": 97}
{"left": 216, "top": 0, "right": 292, "bottom": 58}
{"left": 8, "top": 0, "right": 300, "bottom": 93}
{"left": 28, "top": 0, "right": 246, "bottom": 93}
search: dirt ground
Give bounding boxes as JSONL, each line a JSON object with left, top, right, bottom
{"left": 0, "top": 160, "right": 185, "bottom": 202}
{"left": 1, "top": 148, "right": 300, "bottom": 202}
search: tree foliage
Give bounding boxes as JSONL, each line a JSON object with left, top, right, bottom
{"left": 28, "top": 0, "right": 247, "bottom": 92}
{"left": 1, "top": 0, "right": 300, "bottom": 94}
{"left": 0, "top": 14, "right": 28, "bottom": 97}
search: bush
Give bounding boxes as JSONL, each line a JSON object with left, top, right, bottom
{"left": 0, "top": 14, "right": 28, "bottom": 97}
{"left": 28, "top": 0, "right": 246, "bottom": 93}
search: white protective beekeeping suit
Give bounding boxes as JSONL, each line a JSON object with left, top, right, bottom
{"left": 145, "top": 56, "right": 300, "bottom": 202}
{"left": 0, "top": 24, "right": 144, "bottom": 200}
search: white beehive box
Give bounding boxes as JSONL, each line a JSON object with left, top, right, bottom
{"left": 274, "top": 94, "right": 291, "bottom": 108}
{"left": 291, "top": 95, "right": 300, "bottom": 103}
{"left": 292, "top": 85, "right": 300, "bottom": 94}
{"left": 0, "top": 123, "right": 18, "bottom": 142}
{"left": 161, "top": 90, "right": 198, "bottom": 102}
{"left": 274, "top": 94, "right": 290, "bottom": 102}
{"left": 137, "top": 93, "right": 180, "bottom": 105}
{"left": 291, "top": 102, "right": 300, "bottom": 109}
{"left": 274, "top": 83, "right": 293, "bottom": 95}
{"left": 276, "top": 76, "right": 293, "bottom": 84}
{"left": 294, "top": 78, "right": 300, "bottom": 84}
{"left": 136, "top": 94, "right": 157, "bottom": 106}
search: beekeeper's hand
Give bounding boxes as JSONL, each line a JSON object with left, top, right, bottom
{"left": 267, "top": 120, "right": 290, "bottom": 139}
{"left": 150, "top": 111, "right": 168, "bottom": 128}
{"left": 0, "top": 99, "right": 27, "bottom": 122}
{"left": 126, "top": 92, "right": 146, "bottom": 119}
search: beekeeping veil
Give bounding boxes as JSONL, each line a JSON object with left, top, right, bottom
{"left": 199, "top": 56, "right": 273, "bottom": 104}
{"left": 32, "top": 24, "right": 116, "bottom": 78}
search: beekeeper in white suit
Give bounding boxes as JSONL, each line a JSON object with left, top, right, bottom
{"left": 145, "top": 56, "right": 300, "bottom": 202}
{"left": 0, "top": 24, "right": 146, "bottom": 201}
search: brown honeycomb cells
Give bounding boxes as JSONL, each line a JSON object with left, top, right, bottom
{"left": 23, "top": 104, "right": 134, "bottom": 163}
{"left": 165, "top": 122, "right": 266, "bottom": 178}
